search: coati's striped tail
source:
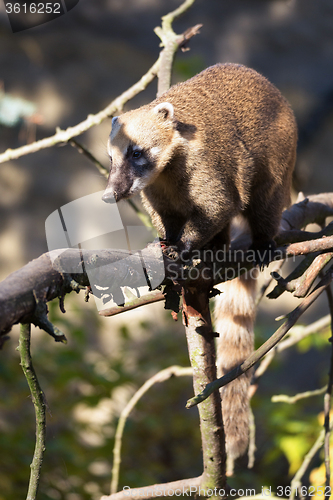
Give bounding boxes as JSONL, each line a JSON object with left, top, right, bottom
{"left": 214, "top": 271, "right": 257, "bottom": 473}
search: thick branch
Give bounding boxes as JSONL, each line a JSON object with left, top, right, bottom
{"left": 2, "top": 194, "right": 333, "bottom": 338}
{"left": 182, "top": 285, "right": 226, "bottom": 495}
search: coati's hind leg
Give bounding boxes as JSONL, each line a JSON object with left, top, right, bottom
{"left": 245, "top": 182, "right": 285, "bottom": 268}
{"left": 206, "top": 224, "right": 231, "bottom": 251}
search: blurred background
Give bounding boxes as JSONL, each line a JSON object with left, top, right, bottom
{"left": 0, "top": 0, "right": 333, "bottom": 499}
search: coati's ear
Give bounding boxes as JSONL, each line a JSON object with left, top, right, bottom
{"left": 153, "top": 102, "right": 174, "bottom": 121}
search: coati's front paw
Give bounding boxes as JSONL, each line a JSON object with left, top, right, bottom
{"left": 249, "top": 240, "right": 277, "bottom": 270}
{"left": 161, "top": 244, "right": 181, "bottom": 261}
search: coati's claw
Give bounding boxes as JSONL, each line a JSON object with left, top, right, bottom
{"left": 249, "top": 240, "right": 277, "bottom": 270}
{"left": 162, "top": 245, "right": 180, "bottom": 261}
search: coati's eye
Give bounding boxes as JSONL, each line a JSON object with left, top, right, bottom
{"left": 132, "top": 150, "right": 142, "bottom": 159}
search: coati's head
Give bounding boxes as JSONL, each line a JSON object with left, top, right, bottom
{"left": 102, "top": 102, "right": 180, "bottom": 203}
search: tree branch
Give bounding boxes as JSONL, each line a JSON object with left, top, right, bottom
{"left": 100, "top": 289, "right": 165, "bottom": 318}
{"left": 0, "top": 1, "right": 202, "bottom": 165}
{"left": 2, "top": 194, "right": 333, "bottom": 339}
{"left": 18, "top": 323, "right": 46, "bottom": 500}
{"left": 182, "top": 285, "right": 226, "bottom": 495}
{"left": 253, "top": 315, "right": 331, "bottom": 383}
{"left": 0, "top": 58, "right": 161, "bottom": 164}
{"left": 154, "top": 0, "right": 201, "bottom": 96}
{"left": 272, "top": 386, "right": 327, "bottom": 404}
{"left": 186, "top": 269, "right": 333, "bottom": 408}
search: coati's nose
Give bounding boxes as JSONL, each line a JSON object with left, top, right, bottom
{"left": 102, "top": 189, "right": 116, "bottom": 203}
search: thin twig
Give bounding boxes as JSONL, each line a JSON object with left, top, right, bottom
{"left": 253, "top": 315, "right": 331, "bottom": 383}
{"left": 69, "top": 139, "right": 153, "bottom": 228}
{"left": 268, "top": 253, "right": 320, "bottom": 299}
{"left": 0, "top": 1, "right": 202, "bottom": 165}
{"left": 0, "top": 57, "right": 161, "bottom": 164}
{"left": 18, "top": 323, "right": 46, "bottom": 500}
{"left": 111, "top": 366, "right": 192, "bottom": 495}
{"left": 70, "top": 139, "right": 109, "bottom": 177}
{"left": 100, "top": 289, "right": 164, "bottom": 318}
{"left": 247, "top": 407, "right": 256, "bottom": 469}
{"left": 272, "top": 386, "right": 327, "bottom": 404}
{"left": 187, "top": 269, "right": 333, "bottom": 408}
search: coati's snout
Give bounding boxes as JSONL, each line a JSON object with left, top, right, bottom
{"left": 102, "top": 162, "right": 134, "bottom": 202}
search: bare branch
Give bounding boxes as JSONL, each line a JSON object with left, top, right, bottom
{"left": 0, "top": 1, "right": 202, "bottom": 165}
{"left": 100, "top": 289, "right": 164, "bottom": 318}
{"left": 0, "top": 58, "right": 161, "bottom": 164}
{"left": 272, "top": 386, "right": 326, "bottom": 404}
{"left": 70, "top": 139, "right": 109, "bottom": 177}
{"left": 2, "top": 194, "right": 333, "bottom": 338}
{"left": 253, "top": 315, "right": 331, "bottom": 382}
{"left": 294, "top": 253, "right": 333, "bottom": 297}
{"left": 154, "top": 0, "right": 200, "bottom": 96}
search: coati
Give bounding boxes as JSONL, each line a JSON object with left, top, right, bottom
{"left": 102, "top": 63, "right": 297, "bottom": 466}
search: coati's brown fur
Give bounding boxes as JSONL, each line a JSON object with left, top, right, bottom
{"left": 103, "top": 63, "right": 297, "bottom": 466}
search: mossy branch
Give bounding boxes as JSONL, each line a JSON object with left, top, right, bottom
{"left": 18, "top": 323, "right": 46, "bottom": 500}
{"left": 182, "top": 285, "right": 226, "bottom": 496}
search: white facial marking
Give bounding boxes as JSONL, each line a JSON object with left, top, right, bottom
{"left": 107, "top": 138, "right": 112, "bottom": 156}
{"left": 150, "top": 147, "right": 160, "bottom": 156}
{"left": 131, "top": 177, "right": 148, "bottom": 193}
